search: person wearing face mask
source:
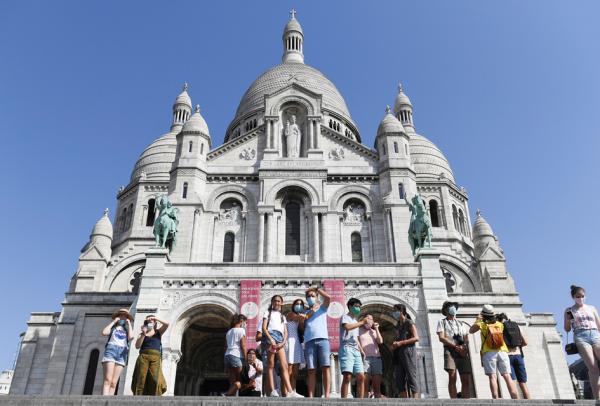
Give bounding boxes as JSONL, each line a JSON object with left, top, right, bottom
{"left": 131, "top": 314, "right": 169, "bottom": 395}
{"left": 303, "top": 286, "right": 332, "bottom": 398}
{"left": 391, "top": 304, "right": 419, "bottom": 398}
{"left": 286, "top": 298, "right": 307, "bottom": 394}
{"left": 358, "top": 314, "right": 384, "bottom": 398}
{"left": 565, "top": 285, "right": 600, "bottom": 399}
{"left": 101, "top": 309, "right": 134, "bottom": 395}
{"left": 340, "top": 298, "right": 367, "bottom": 398}
{"left": 223, "top": 313, "right": 248, "bottom": 396}
{"left": 436, "top": 301, "right": 471, "bottom": 398}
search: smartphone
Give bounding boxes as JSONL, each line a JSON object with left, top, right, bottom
{"left": 566, "top": 310, "right": 574, "bottom": 319}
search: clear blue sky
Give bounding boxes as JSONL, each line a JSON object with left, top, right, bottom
{"left": 1, "top": 1, "right": 599, "bottom": 370}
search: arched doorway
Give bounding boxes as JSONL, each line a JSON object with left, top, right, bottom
{"left": 174, "top": 305, "right": 233, "bottom": 396}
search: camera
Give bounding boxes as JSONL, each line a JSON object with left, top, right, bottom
{"left": 453, "top": 334, "right": 465, "bottom": 346}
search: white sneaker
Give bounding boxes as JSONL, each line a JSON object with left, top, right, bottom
{"left": 286, "top": 390, "right": 304, "bottom": 398}
{"left": 269, "top": 390, "right": 280, "bottom": 397}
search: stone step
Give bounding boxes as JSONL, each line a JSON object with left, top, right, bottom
{"left": 0, "top": 396, "right": 589, "bottom": 406}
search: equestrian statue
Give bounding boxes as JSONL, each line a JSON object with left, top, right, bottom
{"left": 404, "top": 193, "right": 432, "bottom": 255}
{"left": 153, "top": 195, "right": 180, "bottom": 253}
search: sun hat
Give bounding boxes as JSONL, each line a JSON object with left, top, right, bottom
{"left": 481, "top": 304, "right": 495, "bottom": 317}
{"left": 112, "top": 308, "right": 134, "bottom": 321}
{"left": 441, "top": 301, "right": 459, "bottom": 316}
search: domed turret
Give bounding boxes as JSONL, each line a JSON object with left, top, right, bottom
{"left": 394, "top": 84, "right": 414, "bottom": 129}
{"left": 171, "top": 83, "right": 193, "bottom": 132}
{"left": 89, "top": 208, "right": 113, "bottom": 260}
{"left": 377, "top": 106, "right": 405, "bottom": 136}
{"left": 472, "top": 209, "right": 498, "bottom": 257}
{"left": 282, "top": 9, "right": 304, "bottom": 64}
{"left": 181, "top": 105, "right": 210, "bottom": 138}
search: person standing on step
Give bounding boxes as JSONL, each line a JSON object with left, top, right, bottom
{"left": 436, "top": 301, "right": 471, "bottom": 398}
{"left": 224, "top": 313, "right": 247, "bottom": 397}
{"left": 262, "top": 295, "right": 303, "bottom": 398}
{"left": 358, "top": 314, "right": 384, "bottom": 398}
{"left": 101, "top": 309, "right": 134, "bottom": 395}
{"left": 131, "top": 315, "right": 169, "bottom": 396}
{"left": 469, "top": 305, "right": 518, "bottom": 399}
{"left": 286, "top": 298, "right": 306, "bottom": 394}
{"left": 303, "top": 286, "right": 332, "bottom": 398}
{"left": 340, "top": 298, "right": 367, "bottom": 399}
{"left": 392, "top": 303, "right": 420, "bottom": 398}
{"left": 564, "top": 285, "right": 600, "bottom": 399}
{"left": 497, "top": 313, "right": 530, "bottom": 399}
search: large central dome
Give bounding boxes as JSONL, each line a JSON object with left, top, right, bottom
{"left": 234, "top": 63, "right": 352, "bottom": 122}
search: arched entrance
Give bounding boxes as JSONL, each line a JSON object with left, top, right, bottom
{"left": 174, "top": 304, "right": 233, "bottom": 396}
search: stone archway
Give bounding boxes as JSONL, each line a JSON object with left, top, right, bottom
{"left": 174, "top": 304, "right": 233, "bottom": 396}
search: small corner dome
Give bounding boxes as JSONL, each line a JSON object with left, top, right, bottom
{"left": 377, "top": 106, "right": 405, "bottom": 136}
{"left": 472, "top": 210, "right": 494, "bottom": 240}
{"left": 409, "top": 134, "right": 455, "bottom": 183}
{"left": 284, "top": 17, "right": 303, "bottom": 35}
{"left": 182, "top": 105, "right": 210, "bottom": 135}
{"left": 91, "top": 209, "right": 113, "bottom": 239}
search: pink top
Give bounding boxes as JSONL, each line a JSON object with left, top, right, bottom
{"left": 358, "top": 327, "right": 380, "bottom": 357}
{"left": 571, "top": 305, "right": 597, "bottom": 331}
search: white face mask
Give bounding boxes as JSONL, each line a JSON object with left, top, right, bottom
{"left": 146, "top": 323, "right": 155, "bottom": 330}
{"left": 448, "top": 306, "right": 457, "bottom": 316}
{"left": 575, "top": 297, "right": 585, "bottom": 306}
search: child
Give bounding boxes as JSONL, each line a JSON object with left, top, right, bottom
{"left": 224, "top": 314, "right": 247, "bottom": 396}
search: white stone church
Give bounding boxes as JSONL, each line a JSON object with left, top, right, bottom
{"left": 10, "top": 12, "right": 573, "bottom": 399}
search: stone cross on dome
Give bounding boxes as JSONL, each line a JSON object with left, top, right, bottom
{"left": 290, "top": 8, "right": 296, "bottom": 19}
{"left": 195, "top": 104, "right": 200, "bottom": 113}
{"left": 476, "top": 208, "right": 482, "bottom": 217}
{"left": 398, "top": 83, "right": 404, "bottom": 93}
{"left": 385, "top": 105, "right": 391, "bottom": 114}
{"left": 183, "top": 82, "right": 188, "bottom": 91}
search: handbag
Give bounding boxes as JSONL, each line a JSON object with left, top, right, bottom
{"left": 565, "top": 332, "right": 578, "bottom": 355}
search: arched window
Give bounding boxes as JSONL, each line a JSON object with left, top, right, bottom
{"left": 429, "top": 200, "right": 440, "bottom": 227}
{"left": 452, "top": 205, "right": 459, "bottom": 231}
{"left": 398, "top": 183, "right": 405, "bottom": 199}
{"left": 120, "top": 207, "right": 127, "bottom": 232}
{"left": 126, "top": 204, "right": 133, "bottom": 229}
{"left": 394, "top": 142, "right": 399, "bottom": 153}
{"left": 405, "top": 144, "right": 408, "bottom": 155}
{"left": 188, "top": 141, "right": 193, "bottom": 153}
{"left": 83, "top": 349, "right": 99, "bottom": 395}
{"left": 382, "top": 141, "right": 387, "bottom": 155}
{"left": 182, "top": 182, "right": 188, "bottom": 199}
{"left": 285, "top": 202, "right": 301, "bottom": 255}
{"left": 223, "top": 232, "right": 235, "bottom": 262}
{"left": 459, "top": 209, "right": 466, "bottom": 235}
{"left": 351, "top": 232, "right": 363, "bottom": 262}
{"left": 146, "top": 198, "right": 156, "bottom": 227}
{"left": 200, "top": 143, "right": 204, "bottom": 154}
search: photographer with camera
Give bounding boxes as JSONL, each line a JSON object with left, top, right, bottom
{"left": 469, "top": 305, "right": 518, "bottom": 399}
{"left": 436, "top": 301, "right": 471, "bottom": 398}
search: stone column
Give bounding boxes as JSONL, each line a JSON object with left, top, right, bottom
{"left": 321, "top": 212, "right": 328, "bottom": 261}
{"left": 313, "top": 120, "right": 319, "bottom": 149}
{"left": 266, "top": 118, "right": 272, "bottom": 149}
{"left": 266, "top": 211, "right": 275, "bottom": 262}
{"left": 367, "top": 213, "right": 375, "bottom": 262}
{"left": 312, "top": 212, "right": 320, "bottom": 262}
{"left": 189, "top": 208, "right": 201, "bottom": 262}
{"left": 384, "top": 208, "right": 396, "bottom": 262}
{"left": 257, "top": 213, "right": 265, "bottom": 262}
{"left": 240, "top": 214, "right": 247, "bottom": 262}
{"left": 272, "top": 120, "right": 279, "bottom": 152}
{"left": 161, "top": 348, "right": 182, "bottom": 396}
{"left": 307, "top": 118, "right": 313, "bottom": 150}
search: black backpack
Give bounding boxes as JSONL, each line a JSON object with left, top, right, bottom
{"left": 502, "top": 319, "right": 523, "bottom": 348}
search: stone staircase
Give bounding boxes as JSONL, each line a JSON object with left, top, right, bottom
{"left": 0, "top": 397, "right": 589, "bottom": 406}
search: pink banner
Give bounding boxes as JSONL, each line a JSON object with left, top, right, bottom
{"left": 323, "top": 279, "right": 345, "bottom": 352}
{"left": 240, "top": 280, "right": 261, "bottom": 349}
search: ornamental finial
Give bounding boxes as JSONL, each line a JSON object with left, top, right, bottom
{"left": 476, "top": 208, "right": 482, "bottom": 217}
{"left": 385, "top": 105, "right": 391, "bottom": 114}
{"left": 195, "top": 104, "right": 200, "bottom": 113}
{"left": 398, "top": 83, "right": 404, "bottom": 93}
{"left": 290, "top": 8, "right": 296, "bottom": 19}
{"left": 183, "top": 82, "right": 188, "bottom": 92}
{"left": 103, "top": 208, "right": 109, "bottom": 217}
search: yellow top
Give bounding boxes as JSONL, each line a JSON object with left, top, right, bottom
{"left": 477, "top": 321, "right": 509, "bottom": 353}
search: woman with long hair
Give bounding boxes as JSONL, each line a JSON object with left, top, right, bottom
{"left": 286, "top": 298, "right": 306, "bottom": 393}
{"left": 101, "top": 309, "right": 134, "bottom": 395}
{"left": 131, "top": 315, "right": 169, "bottom": 395}
{"left": 391, "top": 304, "right": 420, "bottom": 398}
{"left": 224, "top": 313, "right": 247, "bottom": 396}
{"left": 565, "top": 285, "right": 600, "bottom": 399}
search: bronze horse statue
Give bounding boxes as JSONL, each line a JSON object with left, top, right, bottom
{"left": 405, "top": 194, "right": 432, "bottom": 255}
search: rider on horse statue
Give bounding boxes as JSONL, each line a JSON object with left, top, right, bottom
{"left": 404, "top": 193, "right": 432, "bottom": 255}
{"left": 153, "top": 195, "right": 179, "bottom": 253}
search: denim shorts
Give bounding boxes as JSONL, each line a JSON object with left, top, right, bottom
{"left": 304, "top": 338, "right": 331, "bottom": 369}
{"left": 102, "top": 344, "right": 128, "bottom": 367}
{"left": 224, "top": 354, "right": 244, "bottom": 369}
{"left": 261, "top": 330, "right": 284, "bottom": 352}
{"left": 339, "top": 346, "right": 364, "bottom": 375}
{"left": 509, "top": 354, "right": 528, "bottom": 383}
{"left": 574, "top": 329, "right": 600, "bottom": 347}
{"left": 364, "top": 356, "right": 383, "bottom": 375}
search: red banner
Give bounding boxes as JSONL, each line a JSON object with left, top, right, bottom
{"left": 240, "top": 280, "right": 261, "bottom": 349}
{"left": 323, "top": 279, "right": 345, "bottom": 352}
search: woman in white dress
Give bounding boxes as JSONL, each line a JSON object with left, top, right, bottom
{"left": 286, "top": 298, "right": 307, "bottom": 393}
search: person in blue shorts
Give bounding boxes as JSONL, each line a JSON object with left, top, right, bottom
{"left": 340, "top": 298, "right": 367, "bottom": 398}
{"left": 303, "top": 286, "right": 331, "bottom": 398}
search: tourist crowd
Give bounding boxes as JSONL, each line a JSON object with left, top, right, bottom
{"left": 98, "top": 284, "right": 600, "bottom": 399}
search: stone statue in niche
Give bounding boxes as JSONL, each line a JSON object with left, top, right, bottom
{"left": 285, "top": 115, "right": 302, "bottom": 158}
{"left": 220, "top": 202, "right": 241, "bottom": 222}
{"left": 344, "top": 203, "right": 365, "bottom": 223}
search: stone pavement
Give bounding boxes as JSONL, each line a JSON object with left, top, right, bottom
{"left": 0, "top": 397, "right": 591, "bottom": 406}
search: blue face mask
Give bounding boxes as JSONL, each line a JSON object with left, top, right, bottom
{"left": 448, "top": 306, "right": 457, "bottom": 316}
{"left": 392, "top": 311, "right": 401, "bottom": 320}
{"left": 307, "top": 297, "right": 315, "bottom": 306}
{"left": 293, "top": 304, "right": 304, "bottom": 313}
{"left": 118, "top": 319, "right": 126, "bottom": 327}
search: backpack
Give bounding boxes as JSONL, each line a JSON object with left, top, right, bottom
{"left": 483, "top": 322, "right": 504, "bottom": 350}
{"left": 502, "top": 319, "right": 523, "bottom": 348}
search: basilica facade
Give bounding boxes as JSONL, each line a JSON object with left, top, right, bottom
{"left": 10, "top": 13, "right": 573, "bottom": 399}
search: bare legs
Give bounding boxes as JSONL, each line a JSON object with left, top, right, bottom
{"left": 577, "top": 343, "right": 600, "bottom": 399}
{"left": 487, "top": 373, "right": 518, "bottom": 399}
{"left": 459, "top": 372, "right": 471, "bottom": 398}
{"left": 266, "top": 348, "right": 293, "bottom": 396}
{"left": 341, "top": 372, "right": 365, "bottom": 398}
{"left": 102, "top": 362, "right": 123, "bottom": 395}
{"left": 447, "top": 369, "right": 458, "bottom": 398}
{"left": 226, "top": 366, "right": 242, "bottom": 396}
{"left": 306, "top": 366, "right": 330, "bottom": 398}
{"left": 288, "top": 363, "right": 300, "bottom": 391}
